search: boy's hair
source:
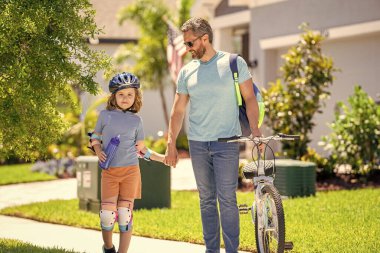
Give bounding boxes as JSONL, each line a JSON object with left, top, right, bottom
{"left": 181, "top": 17, "right": 213, "bottom": 44}
{"left": 106, "top": 88, "right": 143, "bottom": 113}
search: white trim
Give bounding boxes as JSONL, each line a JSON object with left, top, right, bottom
{"left": 210, "top": 10, "right": 251, "bottom": 29}
{"left": 229, "top": 0, "right": 250, "bottom": 6}
{"left": 229, "top": 0, "right": 286, "bottom": 8}
{"left": 260, "top": 20, "right": 380, "bottom": 50}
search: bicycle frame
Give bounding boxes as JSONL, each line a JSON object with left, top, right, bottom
{"left": 218, "top": 133, "right": 299, "bottom": 253}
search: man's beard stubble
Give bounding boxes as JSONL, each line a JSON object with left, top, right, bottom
{"left": 191, "top": 45, "right": 206, "bottom": 60}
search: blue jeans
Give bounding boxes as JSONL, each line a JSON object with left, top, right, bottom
{"left": 189, "top": 140, "right": 240, "bottom": 253}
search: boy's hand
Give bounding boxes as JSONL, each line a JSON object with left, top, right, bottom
{"left": 96, "top": 150, "right": 107, "bottom": 162}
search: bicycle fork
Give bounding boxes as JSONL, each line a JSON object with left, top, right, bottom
{"left": 238, "top": 190, "right": 294, "bottom": 251}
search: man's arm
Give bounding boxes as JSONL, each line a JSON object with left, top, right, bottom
{"left": 164, "top": 93, "right": 189, "bottom": 167}
{"left": 239, "top": 79, "right": 262, "bottom": 137}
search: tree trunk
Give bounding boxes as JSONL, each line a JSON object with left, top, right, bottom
{"left": 158, "top": 83, "right": 169, "bottom": 128}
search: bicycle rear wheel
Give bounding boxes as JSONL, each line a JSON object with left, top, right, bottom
{"left": 254, "top": 184, "right": 285, "bottom": 253}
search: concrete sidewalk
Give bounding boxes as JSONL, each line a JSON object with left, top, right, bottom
{"left": 0, "top": 158, "right": 250, "bottom": 253}
{"left": 0, "top": 216, "right": 212, "bottom": 253}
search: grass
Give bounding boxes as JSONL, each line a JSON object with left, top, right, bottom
{"left": 0, "top": 238, "right": 80, "bottom": 253}
{"left": 0, "top": 164, "right": 56, "bottom": 186}
{"left": 1, "top": 189, "right": 379, "bottom": 253}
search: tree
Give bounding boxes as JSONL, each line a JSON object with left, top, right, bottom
{"left": 116, "top": 0, "right": 170, "bottom": 126}
{"left": 262, "top": 24, "right": 336, "bottom": 159}
{"left": 116, "top": 0, "right": 193, "bottom": 128}
{"left": 0, "top": 0, "right": 111, "bottom": 160}
{"left": 321, "top": 86, "right": 380, "bottom": 174}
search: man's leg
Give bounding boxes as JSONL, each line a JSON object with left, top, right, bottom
{"left": 212, "top": 141, "right": 240, "bottom": 253}
{"left": 189, "top": 140, "right": 220, "bottom": 253}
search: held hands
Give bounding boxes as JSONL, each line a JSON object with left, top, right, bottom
{"left": 164, "top": 143, "right": 179, "bottom": 168}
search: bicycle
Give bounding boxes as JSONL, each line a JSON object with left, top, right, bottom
{"left": 218, "top": 133, "right": 300, "bottom": 253}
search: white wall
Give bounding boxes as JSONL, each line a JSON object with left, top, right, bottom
{"left": 272, "top": 32, "right": 380, "bottom": 154}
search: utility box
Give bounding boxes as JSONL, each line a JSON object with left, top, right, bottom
{"left": 76, "top": 156, "right": 171, "bottom": 213}
{"left": 134, "top": 159, "right": 171, "bottom": 210}
{"left": 274, "top": 159, "right": 316, "bottom": 197}
{"left": 76, "top": 156, "right": 101, "bottom": 213}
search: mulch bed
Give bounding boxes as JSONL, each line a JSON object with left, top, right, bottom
{"left": 238, "top": 171, "right": 380, "bottom": 192}
{"left": 316, "top": 172, "right": 380, "bottom": 191}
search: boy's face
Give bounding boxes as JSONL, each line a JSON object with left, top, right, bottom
{"left": 115, "top": 88, "right": 136, "bottom": 110}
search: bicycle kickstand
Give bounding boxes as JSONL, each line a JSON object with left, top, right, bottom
{"left": 284, "top": 241, "right": 294, "bottom": 251}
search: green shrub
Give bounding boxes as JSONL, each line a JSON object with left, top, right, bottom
{"left": 262, "top": 23, "right": 336, "bottom": 159}
{"left": 176, "top": 134, "right": 189, "bottom": 151}
{"left": 152, "top": 138, "right": 167, "bottom": 154}
{"left": 321, "top": 86, "right": 380, "bottom": 174}
{"left": 301, "top": 147, "right": 333, "bottom": 179}
{"left": 144, "top": 134, "right": 189, "bottom": 155}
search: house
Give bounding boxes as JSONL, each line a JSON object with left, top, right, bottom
{"left": 192, "top": 0, "right": 380, "bottom": 154}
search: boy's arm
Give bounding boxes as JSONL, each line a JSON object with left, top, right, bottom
{"left": 90, "top": 132, "right": 106, "bottom": 162}
{"left": 135, "top": 141, "right": 165, "bottom": 163}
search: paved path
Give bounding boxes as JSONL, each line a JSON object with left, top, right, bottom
{"left": 0, "top": 216, "right": 211, "bottom": 253}
{"left": 0, "top": 158, "right": 250, "bottom": 253}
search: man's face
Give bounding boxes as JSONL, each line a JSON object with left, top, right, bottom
{"left": 183, "top": 31, "right": 206, "bottom": 59}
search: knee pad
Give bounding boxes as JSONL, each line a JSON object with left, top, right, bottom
{"left": 117, "top": 207, "right": 133, "bottom": 232}
{"left": 100, "top": 209, "right": 117, "bottom": 231}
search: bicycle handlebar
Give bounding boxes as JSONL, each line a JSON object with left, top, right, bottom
{"left": 218, "top": 133, "right": 300, "bottom": 143}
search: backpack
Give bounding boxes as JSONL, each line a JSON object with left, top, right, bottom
{"left": 229, "top": 53, "right": 265, "bottom": 136}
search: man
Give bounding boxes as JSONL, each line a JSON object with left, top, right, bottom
{"left": 164, "top": 17, "right": 262, "bottom": 253}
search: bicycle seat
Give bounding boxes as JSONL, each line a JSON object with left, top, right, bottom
{"left": 242, "top": 160, "right": 275, "bottom": 179}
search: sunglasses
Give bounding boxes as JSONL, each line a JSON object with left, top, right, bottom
{"left": 183, "top": 34, "right": 205, "bottom": 48}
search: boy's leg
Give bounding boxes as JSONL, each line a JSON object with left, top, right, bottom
{"left": 101, "top": 196, "right": 118, "bottom": 250}
{"left": 101, "top": 169, "right": 120, "bottom": 251}
{"left": 117, "top": 198, "right": 134, "bottom": 253}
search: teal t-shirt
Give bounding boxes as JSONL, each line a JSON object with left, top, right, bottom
{"left": 177, "top": 51, "right": 252, "bottom": 141}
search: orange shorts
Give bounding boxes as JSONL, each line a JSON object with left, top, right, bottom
{"left": 101, "top": 165, "right": 141, "bottom": 200}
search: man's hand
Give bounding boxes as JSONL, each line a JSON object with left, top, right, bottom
{"left": 251, "top": 127, "right": 264, "bottom": 153}
{"left": 164, "top": 143, "right": 179, "bottom": 168}
{"left": 251, "top": 127, "right": 262, "bottom": 138}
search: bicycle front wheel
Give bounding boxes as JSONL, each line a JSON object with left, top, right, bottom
{"left": 254, "top": 184, "right": 285, "bottom": 253}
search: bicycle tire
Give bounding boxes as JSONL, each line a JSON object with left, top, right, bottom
{"left": 254, "top": 184, "right": 285, "bottom": 253}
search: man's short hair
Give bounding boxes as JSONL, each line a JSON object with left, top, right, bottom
{"left": 181, "top": 17, "right": 213, "bottom": 44}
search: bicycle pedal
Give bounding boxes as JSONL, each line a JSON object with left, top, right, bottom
{"left": 284, "top": 241, "right": 294, "bottom": 250}
{"left": 238, "top": 204, "right": 251, "bottom": 214}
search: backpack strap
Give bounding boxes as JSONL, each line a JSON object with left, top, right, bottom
{"left": 229, "top": 53, "right": 243, "bottom": 106}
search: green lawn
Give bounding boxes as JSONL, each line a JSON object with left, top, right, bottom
{"left": 0, "top": 164, "right": 56, "bottom": 186}
{"left": 1, "top": 189, "right": 379, "bottom": 253}
{"left": 0, "top": 238, "right": 80, "bottom": 253}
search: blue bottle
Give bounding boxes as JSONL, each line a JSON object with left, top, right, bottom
{"left": 99, "top": 135, "right": 120, "bottom": 170}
